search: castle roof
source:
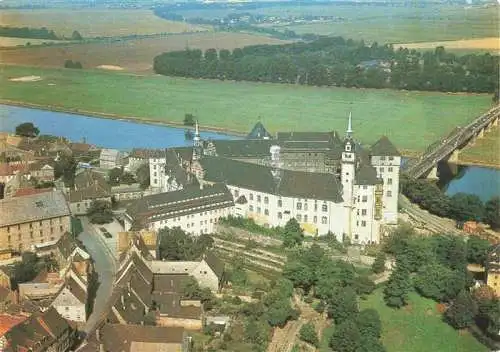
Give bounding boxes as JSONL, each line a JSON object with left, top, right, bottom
{"left": 198, "top": 156, "right": 343, "bottom": 202}
{"left": 370, "top": 136, "right": 400, "bottom": 156}
{"left": 247, "top": 122, "right": 272, "bottom": 139}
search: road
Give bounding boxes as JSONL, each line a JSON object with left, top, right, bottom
{"left": 79, "top": 217, "right": 117, "bottom": 334}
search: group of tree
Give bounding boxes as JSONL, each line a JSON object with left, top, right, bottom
{"left": 64, "top": 60, "right": 83, "bottom": 69}
{"left": 0, "top": 26, "right": 59, "bottom": 39}
{"left": 282, "top": 244, "right": 382, "bottom": 351}
{"left": 153, "top": 38, "right": 498, "bottom": 94}
{"left": 54, "top": 154, "right": 77, "bottom": 188}
{"left": 239, "top": 278, "right": 297, "bottom": 351}
{"left": 401, "top": 176, "right": 500, "bottom": 230}
{"left": 15, "top": 122, "right": 40, "bottom": 138}
{"left": 87, "top": 200, "right": 114, "bottom": 224}
{"left": 107, "top": 167, "right": 137, "bottom": 186}
{"left": 10, "top": 252, "right": 59, "bottom": 289}
{"left": 157, "top": 227, "right": 214, "bottom": 261}
{"left": 135, "top": 163, "right": 150, "bottom": 189}
{"left": 382, "top": 224, "right": 500, "bottom": 342}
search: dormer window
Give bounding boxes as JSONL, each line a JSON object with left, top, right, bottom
{"left": 345, "top": 143, "right": 351, "bottom": 152}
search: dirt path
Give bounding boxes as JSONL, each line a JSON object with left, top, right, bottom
{"left": 267, "top": 294, "right": 330, "bottom": 352}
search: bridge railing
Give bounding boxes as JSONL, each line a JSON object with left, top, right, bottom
{"left": 404, "top": 105, "right": 499, "bottom": 178}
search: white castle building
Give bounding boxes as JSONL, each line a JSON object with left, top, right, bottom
{"left": 125, "top": 116, "right": 401, "bottom": 244}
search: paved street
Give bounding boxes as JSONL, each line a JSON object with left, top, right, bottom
{"left": 78, "top": 217, "right": 117, "bottom": 334}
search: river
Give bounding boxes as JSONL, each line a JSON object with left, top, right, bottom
{"left": 1, "top": 104, "right": 498, "bottom": 201}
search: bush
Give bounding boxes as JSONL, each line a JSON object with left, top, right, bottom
{"left": 299, "top": 322, "right": 319, "bottom": 347}
{"left": 87, "top": 200, "right": 113, "bottom": 224}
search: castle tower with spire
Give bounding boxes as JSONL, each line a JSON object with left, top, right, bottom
{"left": 192, "top": 120, "right": 202, "bottom": 161}
{"left": 341, "top": 113, "right": 355, "bottom": 207}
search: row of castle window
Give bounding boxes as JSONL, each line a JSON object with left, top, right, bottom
{"left": 238, "top": 190, "right": 329, "bottom": 212}
{"left": 379, "top": 167, "right": 394, "bottom": 173}
{"left": 380, "top": 156, "right": 395, "bottom": 161}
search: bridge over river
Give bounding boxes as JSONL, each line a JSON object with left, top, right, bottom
{"left": 404, "top": 104, "right": 500, "bottom": 179}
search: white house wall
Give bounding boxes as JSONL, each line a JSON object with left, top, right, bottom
{"left": 370, "top": 155, "right": 400, "bottom": 224}
{"left": 226, "top": 185, "right": 346, "bottom": 238}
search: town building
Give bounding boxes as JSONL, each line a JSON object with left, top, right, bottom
{"left": 123, "top": 183, "right": 234, "bottom": 235}
{"left": 0, "top": 190, "right": 71, "bottom": 253}
{"left": 142, "top": 115, "right": 400, "bottom": 244}
{"left": 111, "top": 183, "right": 144, "bottom": 201}
{"left": 99, "top": 149, "right": 124, "bottom": 169}
{"left": 99, "top": 324, "right": 190, "bottom": 352}
{"left": 66, "top": 169, "right": 111, "bottom": 215}
{"left": 3, "top": 307, "right": 75, "bottom": 351}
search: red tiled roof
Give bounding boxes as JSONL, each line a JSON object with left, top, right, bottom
{"left": 0, "top": 163, "right": 28, "bottom": 177}
{"left": 13, "top": 188, "right": 52, "bottom": 198}
{"left": 0, "top": 314, "right": 28, "bottom": 336}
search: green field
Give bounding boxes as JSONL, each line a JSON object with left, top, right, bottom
{"left": 460, "top": 125, "right": 500, "bottom": 167}
{"left": 360, "top": 289, "right": 488, "bottom": 352}
{"left": 274, "top": 6, "right": 498, "bottom": 44}
{"left": 0, "top": 65, "right": 492, "bottom": 153}
{"left": 177, "top": 4, "right": 498, "bottom": 44}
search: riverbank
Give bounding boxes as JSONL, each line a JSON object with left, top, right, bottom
{"left": 0, "top": 99, "right": 248, "bottom": 138}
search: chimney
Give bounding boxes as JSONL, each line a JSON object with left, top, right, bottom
{"left": 199, "top": 182, "right": 204, "bottom": 190}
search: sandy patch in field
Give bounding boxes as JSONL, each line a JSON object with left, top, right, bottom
{"left": 9, "top": 75, "right": 42, "bottom": 82}
{"left": 97, "top": 65, "right": 124, "bottom": 71}
{"left": 397, "top": 37, "right": 499, "bottom": 51}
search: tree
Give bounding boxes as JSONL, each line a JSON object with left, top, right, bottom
{"left": 108, "top": 168, "right": 123, "bottom": 186}
{"left": 448, "top": 193, "right": 484, "bottom": 222}
{"left": 64, "top": 59, "right": 83, "bottom": 69}
{"left": 356, "top": 309, "right": 382, "bottom": 338}
{"left": 54, "top": 154, "right": 77, "bottom": 187}
{"left": 484, "top": 197, "right": 500, "bottom": 230}
{"left": 282, "top": 218, "right": 304, "bottom": 247}
{"left": 372, "top": 251, "right": 386, "bottom": 274}
{"left": 15, "top": 122, "right": 39, "bottom": 137}
{"left": 383, "top": 256, "right": 411, "bottom": 308}
{"left": 414, "top": 262, "right": 464, "bottom": 302}
{"left": 356, "top": 335, "right": 386, "bottom": 352}
{"left": 299, "top": 322, "right": 319, "bottom": 347}
{"left": 71, "top": 30, "right": 83, "bottom": 40}
{"left": 158, "top": 227, "right": 212, "bottom": 261}
{"left": 327, "top": 286, "right": 358, "bottom": 324}
{"left": 12, "top": 252, "right": 38, "bottom": 287}
{"left": 445, "top": 290, "right": 476, "bottom": 329}
{"left": 329, "top": 319, "right": 361, "bottom": 352}
{"left": 353, "top": 276, "right": 376, "bottom": 296}
{"left": 136, "top": 163, "right": 150, "bottom": 189}
{"left": 87, "top": 200, "right": 113, "bottom": 224}
{"left": 466, "top": 236, "right": 491, "bottom": 265}
{"left": 183, "top": 113, "right": 195, "bottom": 126}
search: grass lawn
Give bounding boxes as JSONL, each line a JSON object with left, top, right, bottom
{"left": 0, "top": 65, "right": 492, "bottom": 153}
{"left": 360, "top": 289, "right": 488, "bottom": 352}
{"left": 459, "top": 125, "right": 500, "bottom": 167}
{"left": 319, "top": 324, "right": 335, "bottom": 352}
{"left": 0, "top": 9, "right": 209, "bottom": 38}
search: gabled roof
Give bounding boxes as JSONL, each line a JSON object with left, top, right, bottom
{"left": 355, "top": 164, "right": 382, "bottom": 186}
{"left": 125, "top": 184, "right": 234, "bottom": 225}
{"left": 211, "top": 139, "right": 273, "bottom": 158}
{"left": 100, "top": 324, "right": 185, "bottom": 352}
{"left": 198, "top": 156, "right": 343, "bottom": 202}
{"left": 57, "top": 232, "right": 76, "bottom": 260}
{"left": 203, "top": 252, "right": 224, "bottom": 279}
{"left": 370, "top": 136, "right": 400, "bottom": 156}
{"left": 0, "top": 190, "right": 70, "bottom": 227}
{"left": 247, "top": 122, "right": 272, "bottom": 139}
